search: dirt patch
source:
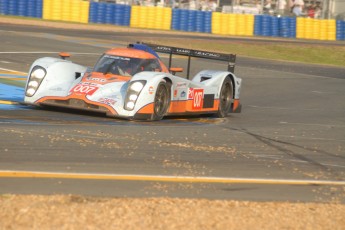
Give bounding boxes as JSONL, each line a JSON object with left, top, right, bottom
{"left": 1, "top": 195, "right": 344, "bottom": 230}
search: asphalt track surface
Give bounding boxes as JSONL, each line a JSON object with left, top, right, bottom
{"left": 0, "top": 22, "right": 345, "bottom": 203}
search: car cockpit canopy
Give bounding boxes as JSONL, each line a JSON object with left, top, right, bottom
{"left": 94, "top": 54, "right": 162, "bottom": 77}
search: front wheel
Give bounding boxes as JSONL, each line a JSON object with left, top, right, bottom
{"left": 150, "top": 81, "right": 170, "bottom": 121}
{"left": 216, "top": 77, "right": 233, "bottom": 118}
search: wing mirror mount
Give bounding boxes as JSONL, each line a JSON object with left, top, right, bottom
{"left": 59, "top": 52, "right": 71, "bottom": 60}
{"left": 169, "top": 67, "right": 183, "bottom": 75}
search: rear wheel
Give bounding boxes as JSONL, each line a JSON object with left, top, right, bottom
{"left": 151, "top": 81, "right": 170, "bottom": 121}
{"left": 216, "top": 77, "right": 233, "bottom": 118}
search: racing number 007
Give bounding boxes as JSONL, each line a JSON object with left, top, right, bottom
{"left": 70, "top": 84, "right": 98, "bottom": 96}
{"left": 191, "top": 88, "right": 204, "bottom": 110}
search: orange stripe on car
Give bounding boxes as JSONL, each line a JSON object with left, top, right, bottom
{"left": 168, "top": 100, "right": 219, "bottom": 114}
{"left": 232, "top": 99, "right": 240, "bottom": 111}
{"left": 185, "top": 100, "right": 218, "bottom": 112}
{"left": 136, "top": 103, "right": 154, "bottom": 114}
{"left": 168, "top": 101, "right": 187, "bottom": 113}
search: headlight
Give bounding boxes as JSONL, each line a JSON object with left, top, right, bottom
{"left": 31, "top": 68, "right": 45, "bottom": 80}
{"left": 130, "top": 81, "right": 144, "bottom": 92}
{"left": 28, "top": 81, "right": 39, "bottom": 88}
{"left": 129, "top": 94, "right": 138, "bottom": 101}
{"left": 124, "top": 80, "right": 146, "bottom": 111}
{"left": 26, "top": 88, "right": 36, "bottom": 97}
{"left": 126, "top": 102, "right": 135, "bottom": 110}
{"left": 25, "top": 66, "right": 46, "bottom": 97}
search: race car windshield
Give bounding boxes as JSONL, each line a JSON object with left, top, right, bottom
{"left": 94, "top": 55, "right": 162, "bottom": 77}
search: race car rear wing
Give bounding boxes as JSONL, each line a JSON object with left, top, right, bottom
{"left": 139, "top": 42, "right": 236, "bottom": 79}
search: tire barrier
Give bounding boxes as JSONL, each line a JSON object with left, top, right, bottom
{"left": 172, "top": 9, "right": 211, "bottom": 33}
{"left": 254, "top": 15, "right": 296, "bottom": 38}
{"left": 89, "top": 2, "right": 130, "bottom": 26}
{"left": 280, "top": 17, "right": 296, "bottom": 38}
{"left": 297, "top": 18, "right": 336, "bottom": 40}
{"left": 0, "top": 0, "right": 42, "bottom": 18}
{"left": 0, "top": 0, "right": 7, "bottom": 15}
{"left": 43, "top": 0, "right": 89, "bottom": 23}
{"left": 254, "top": 15, "right": 262, "bottom": 35}
{"left": 336, "top": 20, "right": 345, "bottom": 40}
{"left": 212, "top": 13, "right": 254, "bottom": 36}
{"left": 0, "top": 0, "right": 344, "bottom": 41}
{"left": 130, "top": 6, "right": 171, "bottom": 30}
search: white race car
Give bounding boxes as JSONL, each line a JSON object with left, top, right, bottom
{"left": 24, "top": 42, "right": 242, "bottom": 121}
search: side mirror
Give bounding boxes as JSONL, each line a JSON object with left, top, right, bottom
{"left": 169, "top": 67, "right": 183, "bottom": 75}
{"left": 59, "top": 52, "right": 71, "bottom": 60}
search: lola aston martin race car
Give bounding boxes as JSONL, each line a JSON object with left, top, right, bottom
{"left": 24, "top": 42, "right": 242, "bottom": 121}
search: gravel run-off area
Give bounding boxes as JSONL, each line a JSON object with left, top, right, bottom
{"left": 1, "top": 195, "right": 345, "bottom": 230}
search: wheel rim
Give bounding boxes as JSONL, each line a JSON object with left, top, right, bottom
{"left": 220, "top": 82, "right": 231, "bottom": 112}
{"left": 154, "top": 84, "right": 168, "bottom": 116}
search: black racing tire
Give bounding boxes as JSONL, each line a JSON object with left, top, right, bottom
{"left": 216, "top": 77, "right": 233, "bottom": 118}
{"left": 151, "top": 81, "right": 170, "bottom": 121}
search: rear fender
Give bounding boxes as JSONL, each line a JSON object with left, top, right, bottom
{"left": 193, "top": 70, "right": 241, "bottom": 100}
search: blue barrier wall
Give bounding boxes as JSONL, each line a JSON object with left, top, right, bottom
{"left": 172, "top": 9, "right": 211, "bottom": 33}
{"left": 336, "top": 20, "right": 345, "bottom": 40}
{"left": 254, "top": 15, "right": 296, "bottom": 38}
{"left": 0, "top": 0, "right": 8, "bottom": 15}
{"left": 0, "top": 0, "right": 42, "bottom": 18}
{"left": 89, "top": 2, "right": 130, "bottom": 26}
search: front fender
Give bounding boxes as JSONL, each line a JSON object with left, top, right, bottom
{"left": 24, "top": 57, "right": 87, "bottom": 103}
{"left": 129, "top": 72, "right": 171, "bottom": 113}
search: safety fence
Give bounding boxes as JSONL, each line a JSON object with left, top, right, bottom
{"left": 1, "top": 0, "right": 344, "bottom": 41}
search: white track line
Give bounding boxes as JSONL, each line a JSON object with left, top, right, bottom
{"left": 0, "top": 67, "right": 26, "bottom": 74}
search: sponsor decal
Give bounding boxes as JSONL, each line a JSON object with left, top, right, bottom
{"left": 149, "top": 86, "right": 154, "bottom": 94}
{"left": 190, "top": 88, "right": 204, "bottom": 110}
{"left": 69, "top": 82, "right": 99, "bottom": 96}
{"left": 86, "top": 77, "right": 106, "bottom": 83}
{"left": 49, "top": 87, "right": 64, "bottom": 92}
{"left": 104, "top": 55, "right": 130, "bottom": 61}
{"left": 194, "top": 51, "right": 220, "bottom": 58}
{"left": 157, "top": 46, "right": 171, "bottom": 52}
{"left": 174, "top": 89, "right": 177, "bottom": 97}
{"left": 99, "top": 98, "right": 116, "bottom": 106}
{"left": 180, "top": 91, "right": 186, "bottom": 98}
{"left": 78, "top": 82, "right": 99, "bottom": 87}
{"left": 188, "top": 88, "right": 194, "bottom": 99}
{"left": 176, "top": 82, "right": 188, "bottom": 89}
{"left": 176, "top": 49, "right": 190, "bottom": 54}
